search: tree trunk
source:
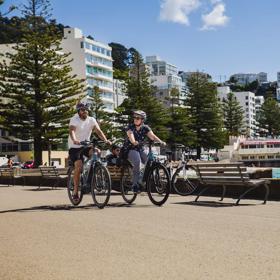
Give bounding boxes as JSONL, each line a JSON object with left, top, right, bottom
{"left": 34, "top": 135, "right": 42, "bottom": 168}
{"left": 196, "top": 146, "right": 201, "bottom": 160}
{"left": 48, "top": 143, "right": 51, "bottom": 166}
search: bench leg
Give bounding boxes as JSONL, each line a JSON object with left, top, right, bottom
{"left": 220, "top": 185, "right": 226, "bottom": 201}
{"left": 263, "top": 183, "right": 269, "bottom": 204}
{"left": 195, "top": 186, "right": 210, "bottom": 202}
{"left": 236, "top": 185, "right": 259, "bottom": 205}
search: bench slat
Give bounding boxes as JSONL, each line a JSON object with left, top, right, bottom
{"left": 194, "top": 162, "right": 243, "bottom": 167}
{"left": 199, "top": 172, "right": 248, "bottom": 177}
{"left": 196, "top": 167, "right": 247, "bottom": 172}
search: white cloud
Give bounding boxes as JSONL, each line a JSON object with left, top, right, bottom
{"left": 210, "top": 0, "right": 223, "bottom": 4}
{"left": 159, "top": 0, "right": 201, "bottom": 25}
{"left": 201, "top": 3, "right": 229, "bottom": 30}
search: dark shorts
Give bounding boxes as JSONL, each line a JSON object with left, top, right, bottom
{"left": 69, "top": 147, "right": 91, "bottom": 165}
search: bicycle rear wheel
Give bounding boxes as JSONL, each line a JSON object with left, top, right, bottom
{"left": 172, "top": 165, "right": 197, "bottom": 196}
{"left": 91, "top": 163, "right": 111, "bottom": 209}
{"left": 67, "top": 167, "right": 83, "bottom": 206}
{"left": 147, "top": 163, "right": 170, "bottom": 206}
{"left": 121, "top": 165, "right": 137, "bottom": 204}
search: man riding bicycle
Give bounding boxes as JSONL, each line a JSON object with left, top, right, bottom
{"left": 123, "top": 110, "right": 166, "bottom": 193}
{"left": 68, "top": 102, "right": 111, "bottom": 202}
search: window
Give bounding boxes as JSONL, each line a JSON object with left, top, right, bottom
{"left": 246, "top": 102, "right": 248, "bottom": 106}
{"left": 259, "top": 156, "right": 265, "bottom": 159}
{"left": 242, "top": 156, "right": 249, "bottom": 160}
{"left": 245, "top": 96, "right": 248, "bottom": 100}
{"left": 268, "top": 155, "right": 274, "bottom": 159}
{"left": 80, "top": 42, "right": 84, "bottom": 49}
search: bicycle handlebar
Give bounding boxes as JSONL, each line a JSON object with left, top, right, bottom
{"left": 80, "top": 139, "right": 109, "bottom": 147}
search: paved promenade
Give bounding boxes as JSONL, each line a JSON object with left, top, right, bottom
{"left": 0, "top": 185, "right": 279, "bottom": 280}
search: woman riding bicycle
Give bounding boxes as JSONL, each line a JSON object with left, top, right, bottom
{"left": 123, "top": 110, "right": 166, "bottom": 193}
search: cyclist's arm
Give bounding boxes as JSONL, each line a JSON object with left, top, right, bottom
{"left": 147, "top": 131, "right": 166, "bottom": 145}
{"left": 69, "top": 126, "right": 80, "bottom": 145}
{"left": 127, "top": 130, "right": 138, "bottom": 146}
{"left": 94, "top": 125, "right": 111, "bottom": 145}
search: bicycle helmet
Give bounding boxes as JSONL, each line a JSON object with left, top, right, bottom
{"left": 76, "top": 102, "right": 90, "bottom": 112}
{"left": 132, "top": 110, "right": 146, "bottom": 120}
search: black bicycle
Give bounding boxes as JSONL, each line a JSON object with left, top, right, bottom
{"left": 120, "top": 141, "right": 171, "bottom": 206}
{"left": 67, "top": 139, "right": 111, "bottom": 209}
{"left": 166, "top": 144, "right": 198, "bottom": 196}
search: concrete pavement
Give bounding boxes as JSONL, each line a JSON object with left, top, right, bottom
{"left": 0, "top": 185, "right": 279, "bottom": 280}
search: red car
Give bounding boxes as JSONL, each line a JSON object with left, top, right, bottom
{"left": 23, "top": 160, "right": 34, "bottom": 169}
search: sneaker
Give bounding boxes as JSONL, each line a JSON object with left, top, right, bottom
{"left": 72, "top": 193, "right": 79, "bottom": 201}
{"left": 132, "top": 185, "right": 138, "bottom": 194}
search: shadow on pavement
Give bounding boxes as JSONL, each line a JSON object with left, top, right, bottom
{"left": 172, "top": 201, "right": 253, "bottom": 208}
{"left": 0, "top": 201, "right": 154, "bottom": 214}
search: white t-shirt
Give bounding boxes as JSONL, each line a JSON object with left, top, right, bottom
{"left": 68, "top": 114, "right": 99, "bottom": 149}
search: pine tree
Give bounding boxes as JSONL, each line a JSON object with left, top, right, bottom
{"left": 0, "top": 0, "right": 84, "bottom": 167}
{"left": 90, "top": 86, "right": 114, "bottom": 139}
{"left": 186, "top": 72, "right": 225, "bottom": 159}
{"left": 257, "top": 96, "right": 280, "bottom": 137}
{"left": 222, "top": 92, "right": 244, "bottom": 136}
{"left": 166, "top": 87, "right": 194, "bottom": 147}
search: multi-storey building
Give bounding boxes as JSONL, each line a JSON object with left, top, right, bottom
{"left": 230, "top": 72, "right": 267, "bottom": 85}
{"left": 113, "top": 79, "right": 126, "bottom": 108}
{"left": 61, "top": 27, "right": 114, "bottom": 112}
{"left": 145, "top": 56, "right": 186, "bottom": 106}
{"left": 217, "top": 86, "right": 258, "bottom": 137}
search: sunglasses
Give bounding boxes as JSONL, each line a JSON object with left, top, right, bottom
{"left": 80, "top": 108, "right": 88, "bottom": 112}
{"left": 133, "top": 116, "right": 143, "bottom": 120}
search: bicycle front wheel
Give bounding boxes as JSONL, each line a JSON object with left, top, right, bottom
{"left": 172, "top": 166, "right": 197, "bottom": 196}
{"left": 146, "top": 163, "right": 170, "bottom": 206}
{"left": 67, "top": 167, "right": 83, "bottom": 206}
{"left": 121, "top": 164, "right": 137, "bottom": 204}
{"left": 91, "top": 164, "right": 111, "bottom": 209}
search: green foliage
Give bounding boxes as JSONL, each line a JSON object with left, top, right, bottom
{"left": 89, "top": 86, "right": 114, "bottom": 139}
{"left": 165, "top": 87, "right": 194, "bottom": 146}
{"left": 222, "top": 92, "right": 244, "bottom": 136}
{"left": 257, "top": 96, "right": 280, "bottom": 137}
{"left": 0, "top": 0, "right": 84, "bottom": 167}
{"left": 186, "top": 72, "right": 226, "bottom": 158}
{"left": 109, "top": 42, "right": 128, "bottom": 72}
{"left": 0, "top": 15, "right": 65, "bottom": 44}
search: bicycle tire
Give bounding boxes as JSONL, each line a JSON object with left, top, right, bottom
{"left": 146, "top": 163, "right": 170, "bottom": 206}
{"left": 67, "top": 167, "right": 83, "bottom": 206}
{"left": 172, "top": 165, "right": 198, "bottom": 196}
{"left": 120, "top": 164, "right": 137, "bottom": 204}
{"left": 91, "top": 163, "right": 111, "bottom": 209}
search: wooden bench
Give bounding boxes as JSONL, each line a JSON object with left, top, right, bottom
{"left": 107, "top": 165, "right": 131, "bottom": 180}
{"left": 39, "top": 166, "right": 67, "bottom": 189}
{"left": 0, "top": 168, "right": 25, "bottom": 187}
{"left": 193, "top": 162, "right": 269, "bottom": 205}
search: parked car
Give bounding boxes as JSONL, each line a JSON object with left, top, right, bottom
{"left": 23, "top": 161, "right": 34, "bottom": 169}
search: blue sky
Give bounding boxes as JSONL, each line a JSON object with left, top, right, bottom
{"left": 3, "top": 0, "right": 280, "bottom": 81}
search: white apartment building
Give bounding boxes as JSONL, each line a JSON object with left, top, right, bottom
{"left": 145, "top": 56, "right": 186, "bottom": 106}
{"left": 217, "top": 86, "right": 259, "bottom": 137}
{"left": 230, "top": 72, "right": 267, "bottom": 85}
{"left": 113, "top": 79, "right": 126, "bottom": 108}
{"left": 61, "top": 27, "right": 114, "bottom": 112}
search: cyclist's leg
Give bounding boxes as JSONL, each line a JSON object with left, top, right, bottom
{"left": 128, "top": 150, "right": 141, "bottom": 189}
{"left": 69, "top": 148, "right": 83, "bottom": 196}
{"left": 73, "top": 159, "right": 83, "bottom": 195}
{"left": 139, "top": 150, "right": 148, "bottom": 164}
